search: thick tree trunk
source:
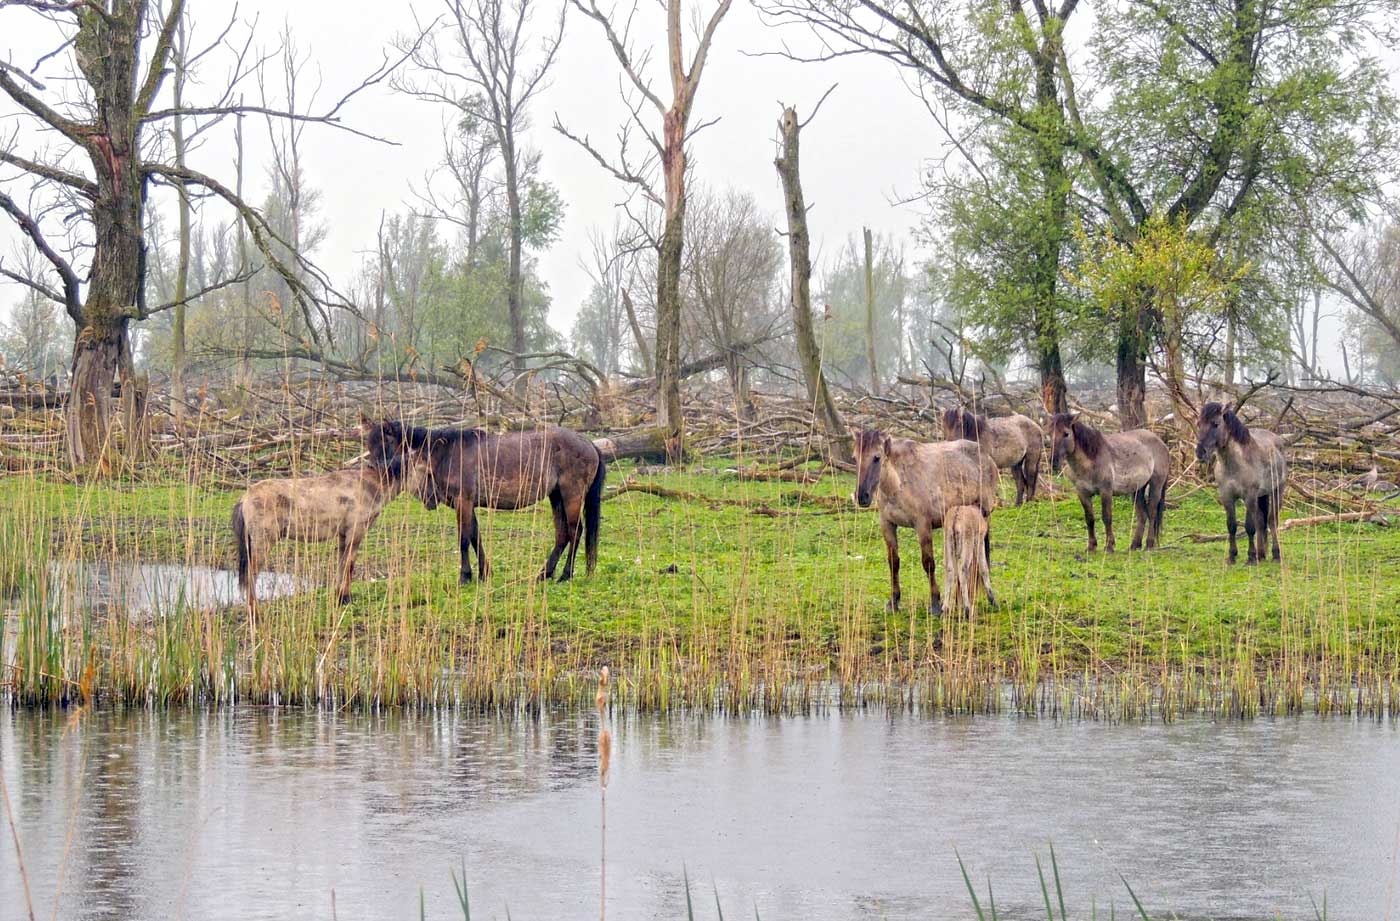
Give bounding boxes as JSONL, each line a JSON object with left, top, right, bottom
{"left": 775, "top": 106, "right": 851, "bottom": 463}
{"left": 503, "top": 135, "right": 528, "bottom": 396}
{"left": 65, "top": 1, "right": 144, "bottom": 469}
{"left": 1116, "top": 305, "right": 1150, "bottom": 429}
{"left": 171, "top": 14, "right": 190, "bottom": 421}
{"left": 863, "top": 226, "right": 878, "bottom": 394}
{"left": 67, "top": 323, "right": 126, "bottom": 465}
{"left": 655, "top": 109, "right": 687, "bottom": 463}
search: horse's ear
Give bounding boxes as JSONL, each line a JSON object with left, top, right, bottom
{"left": 357, "top": 414, "right": 372, "bottom": 436}
{"left": 882, "top": 435, "right": 893, "bottom": 456}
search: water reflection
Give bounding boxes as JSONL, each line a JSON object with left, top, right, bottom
{"left": 1, "top": 709, "right": 1396, "bottom": 920}
{"left": 46, "top": 561, "right": 302, "bottom": 618}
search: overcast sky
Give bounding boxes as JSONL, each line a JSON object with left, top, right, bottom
{"left": 0, "top": 0, "right": 943, "bottom": 337}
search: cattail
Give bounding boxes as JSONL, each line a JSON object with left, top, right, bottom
{"left": 596, "top": 665, "right": 610, "bottom": 713}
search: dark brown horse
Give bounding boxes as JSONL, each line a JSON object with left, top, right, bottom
{"left": 941, "top": 407, "right": 1044, "bottom": 505}
{"left": 1049, "top": 414, "right": 1169, "bottom": 553}
{"left": 1195, "top": 402, "right": 1288, "bottom": 564}
{"left": 854, "top": 428, "right": 998, "bottom": 614}
{"left": 365, "top": 421, "right": 606, "bottom": 583}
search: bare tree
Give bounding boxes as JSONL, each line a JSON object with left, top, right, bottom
{"left": 0, "top": 0, "right": 410, "bottom": 467}
{"left": 775, "top": 101, "right": 850, "bottom": 462}
{"left": 684, "top": 186, "right": 783, "bottom": 419}
{"left": 400, "top": 0, "right": 566, "bottom": 395}
{"left": 557, "top": 0, "right": 735, "bottom": 461}
{"left": 1316, "top": 220, "right": 1400, "bottom": 366}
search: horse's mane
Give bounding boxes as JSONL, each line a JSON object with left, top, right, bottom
{"left": 1201, "top": 402, "right": 1252, "bottom": 445}
{"left": 855, "top": 428, "right": 885, "bottom": 454}
{"left": 945, "top": 407, "right": 988, "bottom": 440}
{"left": 400, "top": 423, "right": 484, "bottom": 452}
{"left": 1051, "top": 413, "right": 1105, "bottom": 460}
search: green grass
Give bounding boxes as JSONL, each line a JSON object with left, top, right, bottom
{"left": 2, "top": 457, "right": 1398, "bottom": 715}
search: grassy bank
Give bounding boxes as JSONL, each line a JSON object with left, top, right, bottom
{"left": 2, "top": 458, "right": 1398, "bottom": 716}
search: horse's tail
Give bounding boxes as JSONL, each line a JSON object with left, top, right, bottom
{"left": 232, "top": 500, "right": 251, "bottom": 591}
{"left": 1152, "top": 478, "right": 1167, "bottom": 537}
{"left": 1022, "top": 439, "right": 1042, "bottom": 501}
{"left": 583, "top": 446, "right": 607, "bottom": 575}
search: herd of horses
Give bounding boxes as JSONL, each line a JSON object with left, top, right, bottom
{"left": 230, "top": 403, "right": 1288, "bottom": 617}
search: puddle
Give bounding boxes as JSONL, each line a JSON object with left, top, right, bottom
{"left": 45, "top": 560, "right": 303, "bottom": 619}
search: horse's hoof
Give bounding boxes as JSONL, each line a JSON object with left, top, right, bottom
{"left": 557, "top": 571, "right": 575, "bottom": 584}
{"left": 337, "top": 593, "right": 351, "bottom": 606}
{"left": 460, "top": 573, "right": 474, "bottom": 585}
{"left": 886, "top": 598, "right": 900, "bottom": 613}
{"left": 535, "top": 570, "right": 550, "bottom": 584}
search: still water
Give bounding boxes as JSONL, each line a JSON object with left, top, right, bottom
{"left": 2, "top": 708, "right": 1396, "bottom": 921}
{"left": 46, "top": 561, "right": 302, "bottom": 617}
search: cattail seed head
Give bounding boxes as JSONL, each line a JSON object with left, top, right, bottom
{"left": 596, "top": 666, "right": 610, "bottom": 712}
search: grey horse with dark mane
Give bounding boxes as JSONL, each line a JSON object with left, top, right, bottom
{"left": 1195, "top": 402, "right": 1287, "bottom": 564}
{"left": 941, "top": 407, "right": 1044, "bottom": 505}
{"left": 1049, "top": 413, "right": 1169, "bottom": 553}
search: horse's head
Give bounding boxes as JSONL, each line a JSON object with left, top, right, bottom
{"left": 1048, "top": 413, "right": 1077, "bottom": 473}
{"left": 1195, "top": 402, "right": 1227, "bottom": 463}
{"left": 940, "top": 408, "right": 962, "bottom": 441}
{"left": 361, "top": 418, "right": 407, "bottom": 470}
{"left": 853, "top": 429, "right": 891, "bottom": 508}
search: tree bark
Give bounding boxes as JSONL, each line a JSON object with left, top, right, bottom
{"left": 171, "top": 12, "right": 191, "bottom": 422}
{"left": 775, "top": 105, "right": 851, "bottom": 462}
{"left": 621, "top": 288, "right": 653, "bottom": 376}
{"left": 655, "top": 106, "right": 688, "bottom": 463}
{"left": 1116, "top": 300, "right": 1150, "bottom": 429}
{"left": 503, "top": 128, "right": 528, "bottom": 395}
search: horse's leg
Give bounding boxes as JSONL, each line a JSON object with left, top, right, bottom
{"left": 1129, "top": 486, "right": 1147, "bottom": 551}
{"left": 918, "top": 521, "right": 942, "bottom": 615}
{"left": 1256, "top": 495, "right": 1272, "bottom": 563}
{"left": 1078, "top": 490, "right": 1097, "bottom": 552}
{"left": 558, "top": 491, "right": 586, "bottom": 582}
{"left": 1100, "top": 491, "right": 1115, "bottom": 553}
{"left": 540, "top": 489, "right": 569, "bottom": 581}
{"left": 1012, "top": 462, "right": 1026, "bottom": 507}
{"left": 1243, "top": 499, "right": 1259, "bottom": 565}
{"left": 336, "top": 531, "right": 363, "bottom": 605}
{"left": 457, "top": 505, "right": 476, "bottom": 583}
{"left": 1270, "top": 488, "right": 1283, "bottom": 561}
{"left": 468, "top": 508, "right": 488, "bottom": 579}
{"left": 1225, "top": 498, "right": 1239, "bottom": 564}
{"left": 882, "top": 518, "right": 901, "bottom": 612}
{"left": 245, "top": 537, "right": 261, "bottom": 619}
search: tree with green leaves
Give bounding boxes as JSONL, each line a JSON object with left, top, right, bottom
{"left": 764, "top": 0, "right": 1397, "bottom": 424}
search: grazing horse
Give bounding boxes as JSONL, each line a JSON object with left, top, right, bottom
{"left": 232, "top": 454, "right": 408, "bottom": 613}
{"left": 941, "top": 407, "right": 1044, "bottom": 505}
{"left": 1048, "top": 414, "right": 1169, "bottom": 553}
{"left": 854, "top": 428, "right": 998, "bottom": 614}
{"left": 1195, "top": 402, "right": 1288, "bottom": 565}
{"left": 942, "top": 504, "right": 995, "bottom": 616}
{"left": 365, "top": 420, "right": 606, "bottom": 584}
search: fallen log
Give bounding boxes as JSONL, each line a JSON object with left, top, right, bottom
{"left": 592, "top": 428, "right": 674, "bottom": 465}
{"left": 1179, "top": 510, "right": 1391, "bottom": 543}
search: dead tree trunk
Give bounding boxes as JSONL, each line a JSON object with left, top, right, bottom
{"left": 863, "top": 226, "right": 878, "bottom": 394}
{"left": 775, "top": 104, "right": 851, "bottom": 463}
